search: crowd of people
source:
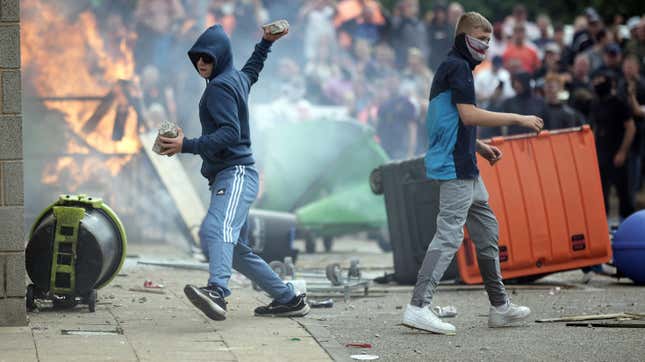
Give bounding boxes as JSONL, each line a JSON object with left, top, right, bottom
{"left": 89, "top": 0, "right": 645, "bottom": 217}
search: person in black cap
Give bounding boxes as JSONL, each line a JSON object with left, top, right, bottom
{"left": 572, "top": 7, "right": 604, "bottom": 56}
{"left": 585, "top": 7, "right": 603, "bottom": 32}
{"left": 593, "top": 43, "right": 624, "bottom": 81}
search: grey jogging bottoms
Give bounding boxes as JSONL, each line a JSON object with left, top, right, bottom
{"left": 410, "top": 176, "right": 508, "bottom": 307}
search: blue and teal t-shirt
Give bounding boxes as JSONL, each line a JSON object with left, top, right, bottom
{"left": 424, "top": 50, "right": 478, "bottom": 180}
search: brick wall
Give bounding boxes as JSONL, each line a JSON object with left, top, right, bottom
{"left": 0, "top": 0, "right": 26, "bottom": 326}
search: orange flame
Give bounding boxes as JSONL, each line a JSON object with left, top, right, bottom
{"left": 22, "top": 0, "right": 141, "bottom": 184}
{"left": 41, "top": 155, "right": 133, "bottom": 191}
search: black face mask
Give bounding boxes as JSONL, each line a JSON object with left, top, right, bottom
{"left": 453, "top": 33, "right": 484, "bottom": 69}
{"left": 594, "top": 80, "right": 612, "bottom": 97}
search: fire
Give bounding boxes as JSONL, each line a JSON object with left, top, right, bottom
{"left": 66, "top": 139, "right": 91, "bottom": 155}
{"left": 22, "top": 1, "right": 141, "bottom": 186}
{"left": 42, "top": 155, "right": 133, "bottom": 191}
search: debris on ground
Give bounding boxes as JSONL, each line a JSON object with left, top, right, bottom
{"left": 350, "top": 355, "right": 379, "bottom": 360}
{"left": 548, "top": 287, "right": 562, "bottom": 295}
{"left": 61, "top": 328, "right": 123, "bottom": 336}
{"left": 290, "top": 337, "right": 301, "bottom": 341}
{"left": 535, "top": 312, "right": 644, "bottom": 323}
{"left": 346, "top": 343, "right": 372, "bottom": 348}
{"left": 309, "top": 298, "right": 334, "bottom": 308}
{"left": 566, "top": 322, "right": 645, "bottom": 328}
{"left": 128, "top": 287, "right": 166, "bottom": 295}
{"left": 137, "top": 259, "right": 208, "bottom": 271}
{"left": 433, "top": 305, "right": 458, "bottom": 318}
{"left": 143, "top": 280, "right": 165, "bottom": 289}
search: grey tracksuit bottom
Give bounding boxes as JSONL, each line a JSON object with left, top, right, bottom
{"left": 410, "top": 177, "right": 508, "bottom": 307}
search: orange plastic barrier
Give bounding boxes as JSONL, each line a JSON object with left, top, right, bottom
{"left": 456, "top": 126, "right": 612, "bottom": 284}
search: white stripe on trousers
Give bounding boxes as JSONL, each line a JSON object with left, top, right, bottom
{"left": 222, "top": 166, "right": 239, "bottom": 243}
{"left": 222, "top": 166, "right": 245, "bottom": 243}
{"left": 223, "top": 166, "right": 242, "bottom": 243}
{"left": 227, "top": 166, "right": 246, "bottom": 243}
{"left": 229, "top": 166, "right": 247, "bottom": 243}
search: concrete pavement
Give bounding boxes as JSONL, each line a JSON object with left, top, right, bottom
{"left": 4, "top": 238, "right": 645, "bottom": 361}
{"left": 297, "top": 238, "right": 645, "bottom": 362}
{"left": 2, "top": 244, "right": 331, "bottom": 362}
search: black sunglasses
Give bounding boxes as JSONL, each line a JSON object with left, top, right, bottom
{"left": 197, "top": 53, "right": 215, "bottom": 65}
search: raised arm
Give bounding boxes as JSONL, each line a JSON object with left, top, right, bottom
{"left": 241, "top": 39, "right": 273, "bottom": 86}
{"left": 241, "top": 27, "right": 289, "bottom": 85}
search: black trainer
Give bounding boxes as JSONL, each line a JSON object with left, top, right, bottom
{"left": 254, "top": 294, "right": 310, "bottom": 317}
{"left": 184, "top": 284, "right": 227, "bottom": 321}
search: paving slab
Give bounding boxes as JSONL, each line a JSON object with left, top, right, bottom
{"left": 14, "top": 243, "right": 332, "bottom": 361}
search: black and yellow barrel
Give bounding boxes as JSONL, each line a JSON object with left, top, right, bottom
{"left": 25, "top": 194, "right": 127, "bottom": 312}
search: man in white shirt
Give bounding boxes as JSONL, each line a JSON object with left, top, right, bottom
{"left": 475, "top": 56, "right": 515, "bottom": 110}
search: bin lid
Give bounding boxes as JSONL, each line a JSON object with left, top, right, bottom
{"left": 295, "top": 182, "right": 387, "bottom": 231}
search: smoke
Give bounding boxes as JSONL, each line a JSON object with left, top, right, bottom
{"left": 22, "top": 0, "right": 388, "bottom": 250}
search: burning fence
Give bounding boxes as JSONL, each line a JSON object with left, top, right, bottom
{"left": 21, "top": 1, "right": 191, "bottom": 245}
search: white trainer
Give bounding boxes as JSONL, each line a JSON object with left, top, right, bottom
{"left": 488, "top": 302, "right": 531, "bottom": 328}
{"left": 402, "top": 304, "right": 456, "bottom": 335}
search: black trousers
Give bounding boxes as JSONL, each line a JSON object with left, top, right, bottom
{"left": 598, "top": 151, "right": 635, "bottom": 219}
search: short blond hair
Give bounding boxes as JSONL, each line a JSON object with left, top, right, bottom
{"left": 455, "top": 12, "right": 492, "bottom": 37}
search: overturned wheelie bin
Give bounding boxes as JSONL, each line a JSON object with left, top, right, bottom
{"left": 26, "top": 194, "right": 127, "bottom": 312}
{"left": 253, "top": 119, "right": 390, "bottom": 253}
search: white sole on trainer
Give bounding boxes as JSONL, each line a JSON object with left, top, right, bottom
{"left": 402, "top": 316, "right": 456, "bottom": 335}
{"left": 489, "top": 310, "right": 531, "bottom": 328}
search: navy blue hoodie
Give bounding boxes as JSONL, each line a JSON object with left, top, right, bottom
{"left": 181, "top": 25, "right": 272, "bottom": 182}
